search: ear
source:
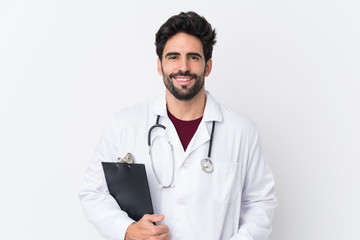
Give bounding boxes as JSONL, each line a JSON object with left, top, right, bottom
{"left": 205, "top": 59, "right": 212, "bottom": 77}
{"left": 157, "top": 58, "right": 163, "bottom": 76}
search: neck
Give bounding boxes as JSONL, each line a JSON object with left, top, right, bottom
{"left": 166, "top": 88, "right": 206, "bottom": 121}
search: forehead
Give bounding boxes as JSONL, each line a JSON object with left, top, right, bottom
{"left": 163, "top": 33, "right": 204, "bottom": 57}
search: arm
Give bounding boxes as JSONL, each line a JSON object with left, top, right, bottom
{"left": 231, "top": 129, "right": 278, "bottom": 240}
{"left": 79, "top": 117, "right": 170, "bottom": 240}
{"left": 79, "top": 117, "right": 135, "bottom": 240}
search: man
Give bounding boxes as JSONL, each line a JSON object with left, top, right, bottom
{"left": 80, "top": 11, "right": 277, "bottom": 240}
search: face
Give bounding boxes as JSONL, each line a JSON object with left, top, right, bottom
{"left": 157, "top": 33, "right": 212, "bottom": 101}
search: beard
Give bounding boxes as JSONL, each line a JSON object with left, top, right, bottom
{"left": 162, "top": 69, "right": 205, "bottom": 101}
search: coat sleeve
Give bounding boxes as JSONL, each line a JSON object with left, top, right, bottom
{"left": 230, "top": 127, "right": 278, "bottom": 240}
{"left": 79, "top": 117, "right": 135, "bottom": 240}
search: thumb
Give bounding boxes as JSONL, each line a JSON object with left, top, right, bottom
{"left": 144, "top": 214, "right": 164, "bottom": 223}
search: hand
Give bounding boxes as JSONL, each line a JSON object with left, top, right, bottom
{"left": 125, "top": 214, "right": 170, "bottom": 240}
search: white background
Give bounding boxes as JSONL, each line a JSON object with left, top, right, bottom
{"left": 1, "top": 0, "right": 359, "bottom": 239}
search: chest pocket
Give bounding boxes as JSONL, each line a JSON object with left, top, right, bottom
{"left": 212, "top": 162, "right": 241, "bottom": 203}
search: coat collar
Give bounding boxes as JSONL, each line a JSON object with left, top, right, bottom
{"left": 149, "top": 91, "right": 223, "bottom": 160}
{"left": 149, "top": 90, "right": 223, "bottom": 123}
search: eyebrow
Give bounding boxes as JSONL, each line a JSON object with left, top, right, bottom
{"left": 164, "top": 52, "right": 180, "bottom": 58}
{"left": 187, "top": 52, "right": 203, "bottom": 59}
{"left": 164, "top": 52, "right": 203, "bottom": 59}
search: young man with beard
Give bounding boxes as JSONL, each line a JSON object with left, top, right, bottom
{"left": 80, "top": 11, "right": 277, "bottom": 240}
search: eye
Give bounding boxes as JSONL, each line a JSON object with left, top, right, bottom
{"left": 190, "top": 55, "right": 200, "bottom": 61}
{"left": 168, "top": 55, "right": 178, "bottom": 60}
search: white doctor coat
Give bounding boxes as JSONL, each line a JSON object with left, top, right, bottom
{"left": 79, "top": 91, "right": 277, "bottom": 240}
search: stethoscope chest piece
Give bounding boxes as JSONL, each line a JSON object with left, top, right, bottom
{"left": 200, "top": 158, "right": 214, "bottom": 173}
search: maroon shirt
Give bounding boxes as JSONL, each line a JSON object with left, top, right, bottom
{"left": 167, "top": 110, "right": 203, "bottom": 151}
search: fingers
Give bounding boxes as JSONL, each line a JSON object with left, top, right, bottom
{"left": 142, "top": 214, "right": 164, "bottom": 223}
{"left": 146, "top": 232, "right": 170, "bottom": 240}
{"left": 141, "top": 214, "right": 169, "bottom": 235}
{"left": 125, "top": 214, "right": 170, "bottom": 240}
{"left": 152, "top": 224, "right": 169, "bottom": 235}
{"left": 144, "top": 232, "right": 170, "bottom": 240}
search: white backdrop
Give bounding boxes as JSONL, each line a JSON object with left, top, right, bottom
{"left": 1, "top": 0, "right": 359, "bottom": 239}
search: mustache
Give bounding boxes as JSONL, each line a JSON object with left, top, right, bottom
{"left": 169, "top": 71, "right": 198, "bottom": 79}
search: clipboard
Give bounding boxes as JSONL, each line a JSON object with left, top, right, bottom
{"left": 101, "top": 162, "right": 154, "bottom": 221}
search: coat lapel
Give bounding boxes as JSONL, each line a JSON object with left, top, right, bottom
{"left": 149, "top": 91, "right": 223, "bottom": 164}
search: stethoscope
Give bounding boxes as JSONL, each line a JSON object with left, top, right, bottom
{"left": 148, "top": 115, "right": 215, "bottom": 188}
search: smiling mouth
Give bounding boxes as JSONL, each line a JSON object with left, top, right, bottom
{"left": 169, "top": 71, "right": 198, "bottom": 81}
{"left": 173, "top": 76, "right": 193, "bottom": 82}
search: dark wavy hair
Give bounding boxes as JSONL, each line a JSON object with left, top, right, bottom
{"left": 155, "top": 11, "right": 217, "bottom": 62}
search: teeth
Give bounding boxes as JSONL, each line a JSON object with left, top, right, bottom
{"left": 174, "top": 77, "right": 191, "bottom": 81}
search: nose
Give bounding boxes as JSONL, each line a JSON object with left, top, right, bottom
{"left": 178, "top": 57, "right": 190, "bottom": 73}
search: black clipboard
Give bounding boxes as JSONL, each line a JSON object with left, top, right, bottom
{"left": 101, "top": 162, "right": 154, "bottom": 221}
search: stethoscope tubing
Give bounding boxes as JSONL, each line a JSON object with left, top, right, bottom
{"left": 207, "top": 119, "right": 215, "bottom": 158}
{"left": 147, "top": 115, "right": 165, "bottom": 147}
{"left": 147, "top": 115, "right": 216, "bottom": 188}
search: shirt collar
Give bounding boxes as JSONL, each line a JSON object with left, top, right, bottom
{"left": 150, "top": 90, "right": 223, "bottom": 123}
